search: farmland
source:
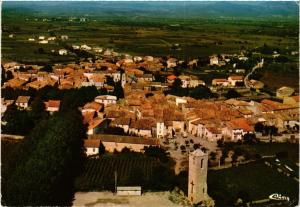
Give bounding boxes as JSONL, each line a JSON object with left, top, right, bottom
{"left": 75, "top": 155, "right": 160, "bottom": 191}
{"left": 2, "top": 8, "right": 298, "bottom": 63}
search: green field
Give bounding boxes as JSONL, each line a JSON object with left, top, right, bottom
{"left": 208, "top": 160, "right": 299, "bottom": 206}
{"left": 2, "top": 10, "right": 299, "bottom": 63}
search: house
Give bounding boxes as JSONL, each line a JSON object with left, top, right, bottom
{"left": 167, "top": 75, "right": 177, "bottom": 83}
{"left": 86, "top": 134, "right": 160, "bottom": 153}
{"left": 82, "top": 101, "right": 104, "bottom": 114}
{"left": 210, "top": 56, "right": 219, "bottom": 65}
{"left": 178, "top": 75, "right": 190, "bottom": 88}
{"left": 58, "top": 49, "right": 68, "bottom": 55}
{"left": 129, "top": 118, "right": 156, "bottom": 138}
{"left": 235, "top": 69, "right": 246, "bottom": 74}
{"left": 80, "top": 44, "right": 92, "bottom": 50}
{"left": 61, "top": 35, "right": 68, "bottom": 40}
{"left": 87, "top": 118, "right": 108, "bottom": 135}
{"left": 276, "top": 87, "right": 294, "bottom": 99}
{"left": 283, "top": 96, "right": 299, "bottom": 107}
{"left": 39, "top": 40, "right": 48, "bottom": 44}
{"left": 112, "top": 117, "right": 131, "bottom": 133}
{"left": 48, "top": 37, "right": 56, "bottom": 41}
{"left": 212, "top": 79, "right": 229, "bottom": 87}
{"left": 72, "top": 45, "right": 80, "bottom": 50}
{"left": 44, "top": 100, "right": 61, "bottom": 113}
{"left": 93, "top": 47, "right": 103, "bottom": 53}
{"left": 1, "top": 98, "right": 14, "bottom": 115}
{"left": 95, "top": 95, "right": 117, "bottom": 106}
{"left": 140, "top": 74, "right": 154, "bottom": 82}
{"left": 15, "top": 96, "right": 31, "bottom": 108}
{"left": 84, "top": 139, "right": 101, "bottom": 156}
{"left": 167, "top": 58, "right": 177, "bottom": 68}
{"left": 28, "top": 38, "right": 35, "bottom": 41}
{"left": 9, "top": 34, "right": 14, "bottom": 38}
{"left": 224, "top": 118, "right": 254, "bottom": 141}
{"left": 38, "top": 36, "right": 45, "bottom": 40}
{"left": 228, "top": 76, "right": 244, "bottom": 86}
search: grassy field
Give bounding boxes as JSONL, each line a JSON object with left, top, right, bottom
{"left": 208, "top": 160, "right": 299, "bottom": 206}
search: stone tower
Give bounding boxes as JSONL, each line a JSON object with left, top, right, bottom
{"left": 188, "top": 149, "right": 208, "bottom": 204}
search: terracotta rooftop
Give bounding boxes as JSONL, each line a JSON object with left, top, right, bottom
{"left": 16, "top": 96, "right": 30, "bottom": 103}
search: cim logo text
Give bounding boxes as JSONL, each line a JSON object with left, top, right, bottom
{"left": 269, "top": 194, "right": 290, "bottom": 201}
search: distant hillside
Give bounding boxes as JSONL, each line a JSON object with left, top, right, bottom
{"left": 2, "top": 1, "right": 299, "bottom": 18}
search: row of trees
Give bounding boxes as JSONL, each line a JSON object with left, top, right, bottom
{"left": 2, "top": 110, "right": 86, "bottom": 205}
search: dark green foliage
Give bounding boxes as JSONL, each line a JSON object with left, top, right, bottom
{"left": 104, "top": 127, "right": 125, "bottom": 135}
{"left": 254, "top": 122, "right": 264, "bottom": 132}
{"left": 113, "top": 81, "right": 124, "bottom": 99}
{"left": 166, "top": 79, "right": 216, "bottom": 99}
{"left": 40, "top": 64, "right": 53, "bottom": 72}
{"left": 29, "top": 95, "right": 48, "bottom": 123}
{"left": 2, "top": 110, "right": 86, "bottom": 206}
{"left": 99, "top": 142, "right": 106, "bottom": 155}
{"left": 144, "top": 146, "right": 170, "bottom": 163}
{"left": 190, "top": 85, "right": 216, "bottom": 99}
{"left": 2, "top": 105, "right": 34, "bottom": 135}
{"left": 225, "top": 89, "right": 241, "bottom": 99}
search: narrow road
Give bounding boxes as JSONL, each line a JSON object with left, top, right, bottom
{"left": 244, "top": 59, "right": 264, "bottom": 89}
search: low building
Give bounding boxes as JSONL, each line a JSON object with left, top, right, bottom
{"left": 95, "top": 95, "right": 117, "bottom": 107}
{"left": 44, "top": 100, "right": 61, "bottom": 113}
{"left": 276, "top": 87, "right": 295, "bottom": 99}
{"left": 212, "top": 79, "right": 229, "bottom": 87}
{"left": 16, "top": 96, "right": 31, "bottom": 108}
{"left": 58, "top": 49, "right": 68, "bottom": 55}
{"left": 228, "top": 76, "right": 244, "bottom": 86}
{"left": 117, "top": 187, "right": 142, "bottom": 196}
{"left": 87, "top": 134, "right": 160, "bottom": 153}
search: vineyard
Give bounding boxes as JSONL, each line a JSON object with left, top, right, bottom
{"left": 75, "top": 155, "right": 160, "bottom": 191}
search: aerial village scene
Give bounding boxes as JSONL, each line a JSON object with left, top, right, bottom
{"left": 1, "top": 1, "right": 299, "bottom": 207}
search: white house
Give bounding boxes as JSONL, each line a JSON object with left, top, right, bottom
{"left": 28, "top": 38, "right": 35, "bottom": 41}
{"left": 210, "top": 56, "right": 219, "bottom": 65}
{"left": 38, "top": 36, "right": 45, "bottom": 40}
{"left": 84, "top": 139, "right": 101, "bottom": 156}
{"left": 39, "top": 40, "right": 48, "bottom": 44}
{"left": 72, "top": 45, "right": 80, "bottom": 50}
{"left": 48, "top": 37, "right": 56, "bottom": 41}
{"left": 93, "top": 47, "right": 103, "bottom": 53}
{"left": 81, "top": 44, "right": 92, "bottom": 51}
{"left": 212, "top": 79, "right": 229, "bottom": 87}
{"left": 58, "top": 49, "right": 68, "bottom": 55}
{"left": 95, "top": 95, "right": 117, "bottom": 107}
{"left": 61, "top": 35, "right": 68, "bottom": 40}
{"left": 228, "top": 76, "right": 244, "bottom": 86}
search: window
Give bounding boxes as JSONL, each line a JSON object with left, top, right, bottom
{"left": 93, "top": 148, "right": 95, "bottom": 152}
{"left": 200, "top": 159, "right": 203, "bottom": 168}
{"left": 203, "top": 188, "right": 205, "bottom": 193}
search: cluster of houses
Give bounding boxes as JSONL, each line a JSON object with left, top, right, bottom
{"left": 2, "top": 49, "right": 299, "bottom": 156}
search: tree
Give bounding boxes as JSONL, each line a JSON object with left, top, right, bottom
{"left": 254, "top": 122, "right": 264, "bottom": 132}
{"left": 2, "top": 105, "right": 34, "bottom": 135}
{"left": 38, "top": 48, "right": 45, "bottom": 54}
{"left": 144, "top": 146, "right": 170, "bottom": 163}
{"left": 40, "top": 64, "right": 53, "bottom": 73}
{"left": 29, "top": 96, "right": 48, "bottom": 124}
{"left": 99, "top": 142, "right": 106, "bottom": 155}
{"left": 243, "top": 133, "right": 258, "bottom": 144}
{"left": 2, "top": 110, "right": 86, "bottom": 206}
{"left": 113, "top": 81, "right": 124, "bottom": 99}
{"left": 190, "top": 85, "right": 215, "bottom": 99}
{"left": 225, "top": 89, "right": 241, "bottom": 99}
